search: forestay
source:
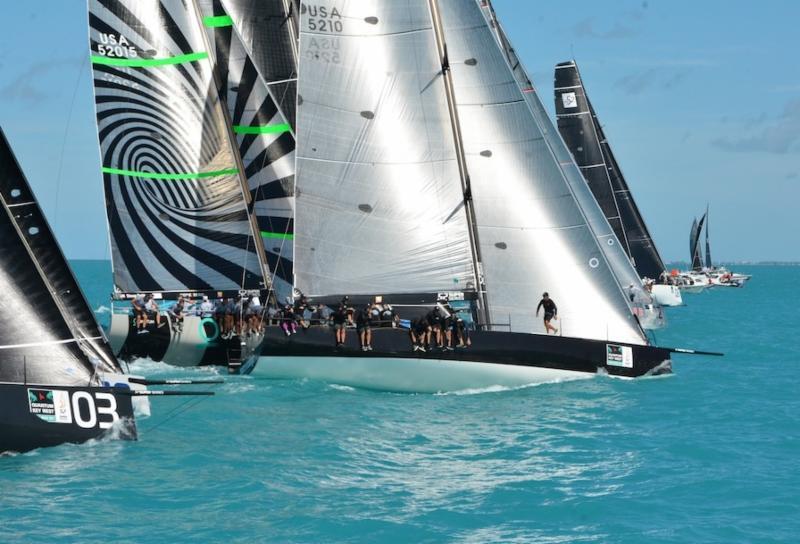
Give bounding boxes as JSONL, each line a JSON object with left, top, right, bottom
{"left": 436, "top": 0, "right": 646, "bottom": 344}
{"left": 294, "top": 0, "right": 476, "bottom": 296}
{"left": 0, "top": 129, "right": 122, "bottom": 385}
{"left": 554, "top": 61, "right": 667, "bottom": 281}
{"left": 198, "top": 0, "right": 296, "bottom": 304}
{"left": 89, "top": 0, "right": 266, "bottom": 296}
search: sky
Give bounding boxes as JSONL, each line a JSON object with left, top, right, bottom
{"left": 0, "top": 0, "right": 797, "bottom": 262}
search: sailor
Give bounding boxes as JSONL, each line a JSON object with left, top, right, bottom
{"left": 280, "top": 304, "right": 297, "bottom": 336}
{"left": 169, "top": 296, "right": 185, "bottom": 333}
{"left": 332, "top": 303, "right": 349, "bottom": 347}
{"left": 437, "top": 300, "right": 455, "bottom": 350}
{"left": 224, "top": 298, "right": 236, "bottom": 338}
{"left": 214, "top": 298, "right": 226, "bottom": 334}
{"left": 409, "top": 315, "right": 430, "bottom": 352}
{"left": 145, "top": 293, "right": 164, "bottom": 329}
{"left": 132, "top": 293, "right": 147, "bottom": 333}
{"left": 426, "top": 307, "right": 443, "bottom": 349}
{"left": 356, "top": 303, "right": 374, "bottom": 351}
{"left": 199, "top": 295, "right": 215, "bottom": 319}
{"left": 536, "top": 292, "right": 559, "bottom": 334}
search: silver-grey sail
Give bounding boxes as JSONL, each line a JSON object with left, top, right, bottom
{"left": 89, "top": 0, "right": 267, "bottom": 296}
{"left": 436, "top": 0, "right": 647, "bottom": 344}
{"left": 294, "top": 0, "right": 476, "bottom": 297}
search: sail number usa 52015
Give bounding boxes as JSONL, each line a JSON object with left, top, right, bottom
{"left": 95, "top": 33, "right": 137, "bottom": 58}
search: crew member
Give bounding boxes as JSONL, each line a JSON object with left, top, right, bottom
{"left": 356, "top": 303, "right": 374, "bottom": 351}
{"left": 169, "top": 296, "right": 185, "bottom": 333}
{"left": 132, "top": 293, "right": 147, "bottom": 333}
{"left": 332, "top": 304, "right": 349, "bottom": 347}
{"left": 536, "top": 292, "right": 558, "bottom": 334}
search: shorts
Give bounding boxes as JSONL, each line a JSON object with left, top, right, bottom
{"left": 544, "top": 312, "right": 554, "bottom": 322}
{"left": 357, "top": 325, "right": 371, "bottom": 333}
{"left": 334, "top": 322, "right": 346, "bottom": 330}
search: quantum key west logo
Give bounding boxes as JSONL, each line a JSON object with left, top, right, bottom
{"left": 606, "top": 344, "right": 634, "bottom": 368}
{"left": 27, "top": 388, "right": 73, "bottom": 424}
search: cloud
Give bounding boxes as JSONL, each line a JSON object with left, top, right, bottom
{"left": 712, "top": 99, "right": 800, "bottom": 154}
{"left": 613, "top": 67, "right": 692, "bottom": 95}
{"left": 0, "top": 59, "right": 79, "bottom": 103}
{"left": 572, "top": 18, "right": 637, "bottom": 40}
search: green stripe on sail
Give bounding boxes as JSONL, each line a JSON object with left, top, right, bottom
{"left": 261, "top": 231, "right": 294, "bottom": 240}
{"left": 90, "top": 52, "right": 208, "bottom": 68}
{"left": 203, "top": 15, "right": 233, "bottom": 27}
{"left": 102, "top": 167, "right": 238, "bottom": 180}
{"left": 233, "top": 123, "right": 292, "bottom": 135}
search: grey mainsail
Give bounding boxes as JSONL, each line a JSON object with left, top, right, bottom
{"left": 435, "top": 0, "right": 646, "bottom": 344}
{"left": 88, "top": 0, "right": 268, "bottom": 296}
{"left": 293, "top": 0, "right": 476, "bottom": 297}
{"left": 477, "top": 1, "right": 655, "bottom": 309}
{"left": 0, "top": 128, "right": 122, "bottom": 385}
{"left": 198, "top": 0, "right": 296, "bottom": 304}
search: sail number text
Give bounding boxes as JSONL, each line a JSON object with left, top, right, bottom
{"left": 96, "top": 33, "right": 138, "bottom": 58}
{"left": 303, "top": 4, "right": 344, "bottom": 33}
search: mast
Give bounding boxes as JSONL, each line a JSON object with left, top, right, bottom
{"left": 190, "top": 0, "right": 273, "bottom": 294}
{"left": 426, "top": 0, "right": 490, "bottom": 329}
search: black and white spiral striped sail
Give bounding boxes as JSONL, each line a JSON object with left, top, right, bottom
{"left": 198, "top": 0, "right": 296, "bottom": 304}
{"left": 553, "top": 60, "right": 668, "bottom": 281}
{"left": 0, "top": 128, "right": 123, "bottom": 385}
{"left": 88, "top": 0, "right": 269, "bottom": 298}
{"left": 215, "top": 0, "right": 299, "bottom": 131}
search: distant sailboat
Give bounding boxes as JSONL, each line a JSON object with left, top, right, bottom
{"left": 248, "top": 0, "right": 679, "bottom": 392}
{"left": 553, "top": 60, "right": 682, "bottom": 307}
{"left": 87, "top": 0, "right": 291, "bottom": 371}
{"left": 0, "top": 128, "right": 138, "bottom": 453}
{"left": 700, "top": 206, "right": 751, "bottom": 287}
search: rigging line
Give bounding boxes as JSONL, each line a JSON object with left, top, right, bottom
{"left": 53, "top": 50, "right": 90, "bottom": 232}
{"left": 0, "top": 336, "right": 104, "bottom": 350}
{"left": 139, "top": 394, "right": 213, "bottom": 434}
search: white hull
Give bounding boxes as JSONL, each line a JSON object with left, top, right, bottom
{"left": 650, "top": 284, "right": 683, "bottom": 306}
{"left": 253, "top": 356, "right": 593, "bottom": 394}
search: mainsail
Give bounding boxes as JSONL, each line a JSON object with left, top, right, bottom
{"left": 0, "top": 128, "right": 122, "bottom": 385}
{"left": 554, "top": 60, "right": 667, "bottom": 281}
{"left": 88, "top": 0, "right": 269, "bottom": 296}
{"left": 704, "top": 205, "right": 712, "bottom": 269}
{"left": 433, "top": 0, "right": 646, "bottom": 343}
{"left": 293, "top": 0, "right": 477, "bottom": 296}
{"left": 690, "top": 213, "right": 706, "bottom": 270}
{"left": 198, "top": 0, "right": 296, "bottom": 303}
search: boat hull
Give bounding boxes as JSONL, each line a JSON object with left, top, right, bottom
{"left": 0, "top": 383, "right": 137, "bottom": 454}
{"left": 252, "top": 328, "right": 671, "bottom": 393}
{"left": 650, "top": 284, "right": 683, "bottom": 306}
{"left": 107, "top": 313, "right": 263, "bottom": 372}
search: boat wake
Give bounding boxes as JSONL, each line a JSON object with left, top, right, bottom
{"left": 93, "top": 305, "right": 111, "bottom": 314}
{"left": 435, "top": 377, "right": 587, "bottom": 396}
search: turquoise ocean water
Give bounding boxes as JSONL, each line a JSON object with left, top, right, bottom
{"left": 2, "top": 262, "right": 798, "bottom": 543}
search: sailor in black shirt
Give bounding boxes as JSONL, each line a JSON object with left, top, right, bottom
{"left": 536, "top": 292, "right": 559, "bottom": 334}
{"left": 332, "top": 304, "right": 349, "bottom": 346}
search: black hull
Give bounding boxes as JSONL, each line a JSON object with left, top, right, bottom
{"left": 256, "top": 327, "right": 671, "bottom": 379}
{"left": 0, "top": 384, "right": 137, "bottom": 454}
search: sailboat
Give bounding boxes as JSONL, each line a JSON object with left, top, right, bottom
{"left": 700, "top": 206, "right": 750, "bottom": 287}
{"left": 0, "top": 127, "right": 139, "bottom": 453}
{"left": 241, "top": 0, "right": 700, "bottom": 392}
{"left": 86, "top": 0, "right": 297, "bottom": 371}
{"left": 677, "top": 212, "right": 712, "bottom": 293}
{"left": 553, "top": 61, "right": 682, "bottom": 308}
